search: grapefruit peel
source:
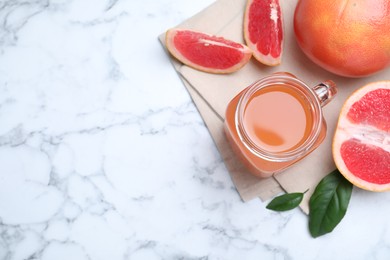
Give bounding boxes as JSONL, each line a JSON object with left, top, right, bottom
{"left": 333, "top": 82, "right": 390, "bottom": 191}
{"left": 165, "top": 28, "right": 252, "bottom": 74}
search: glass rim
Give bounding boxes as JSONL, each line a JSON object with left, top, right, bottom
{"left": 235, "top": 74, "right": 323, "bottom": 162}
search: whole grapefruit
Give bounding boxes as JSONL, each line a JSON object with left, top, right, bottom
{"left": 294, "top": 0, "right": 390, "bottom": 78}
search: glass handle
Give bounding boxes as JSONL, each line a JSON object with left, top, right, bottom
{"left": 313, "top": 80, "right": 337, "bottom": 107}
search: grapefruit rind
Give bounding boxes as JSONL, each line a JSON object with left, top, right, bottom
{"left": 332, "top": 82, "right": 390, "bottom": 192}
{"left": 165, "top": 28, "right": 252, "bottom": 74}
{"left": 243, "top": 0, "right": 284, "bottom": 66}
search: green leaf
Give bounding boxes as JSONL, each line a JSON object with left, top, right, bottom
{"left": 309, "top": 169, "right": 353, "bottom": 238}
{"left": 266, "top": 192, "right": 305, "bottom": 211}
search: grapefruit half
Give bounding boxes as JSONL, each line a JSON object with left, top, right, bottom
{"left": 243, "top": 0, "right": 284, "bottom": 66}
{"left": 333, "top": 82, "right": 390, "bottom": 191}
{"left": 165, "top": 28, "right": 252, "bottom": 74}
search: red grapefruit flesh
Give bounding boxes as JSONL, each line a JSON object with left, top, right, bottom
{"left": 244, "top": 0, "right": 284, "bottom": 66}
{"left": 165, "top": 28, "right": 252, "bottom": 74}
{"left": 333, "top": 82, "right": 390, "bottom": 191}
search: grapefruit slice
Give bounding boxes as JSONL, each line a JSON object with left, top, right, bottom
{"left": 244, "top": 0, "right": 284, "bottom": 66}
{"left": 165, "top": 28, "right": 252, "bottom": 74}
{"left": 333, "top": 82, "right": 390, "bottom": 191}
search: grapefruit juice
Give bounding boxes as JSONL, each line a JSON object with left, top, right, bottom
{"left": 224, "top": 73, "right": 336, "bottom": 178}
{"left": 242, "top": 84, "right": 314, "bottom": 153}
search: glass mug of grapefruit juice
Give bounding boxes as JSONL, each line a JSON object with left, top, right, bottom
{"left": 224, "top": 72, "right": 337, "bottom": 178}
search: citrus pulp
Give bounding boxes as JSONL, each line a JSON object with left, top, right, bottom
{"left": 243, "top": 0, "right": 284, "bottom": 66}
{"left": 165, "top": 28, "right": 252, "bottom": 74}
{"left": 333, "top": 82, "right": 390, "bottom": 191}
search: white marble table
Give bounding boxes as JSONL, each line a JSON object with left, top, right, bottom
{"left": 1, "top": 0, "right": 390, "bottom": 259}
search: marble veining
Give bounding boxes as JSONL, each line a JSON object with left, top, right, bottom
{"left": 1, "top": 0, "right": 390, "bottom": 259}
